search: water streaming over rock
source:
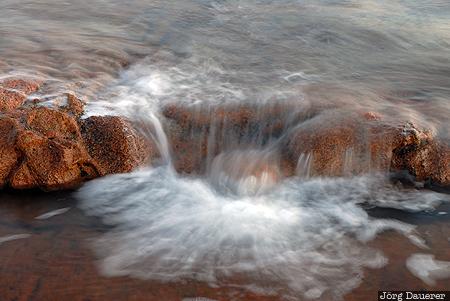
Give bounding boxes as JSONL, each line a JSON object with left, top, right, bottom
{"left": 2, "top": 0, "right": 450, "bottom": 299}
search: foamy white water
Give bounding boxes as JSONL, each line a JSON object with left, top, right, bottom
{"left": 406, "top": 254, "right": 450, "bottom": 286}
{"left": 77, "top": 169, "right": 447, "bottom": 299}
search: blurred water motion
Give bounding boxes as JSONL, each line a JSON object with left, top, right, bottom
{"left": 2, "top": 0, "right": 450, "bottom": 300}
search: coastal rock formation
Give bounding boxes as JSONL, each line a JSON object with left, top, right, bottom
{"left": 1, "top": 79, "right": 449, "bottom": 190}
{"left": 163, "top": 102, "right": 304, "bottom": 174}
{"left": 81, "top": 116, "right": 154, "bottom": 175}
{"left": 0, "top": 78, "right": 41, "bottom": 112}
{"left": 391, "top": 135, "right": 450, "bottom": 187}
{"left": 0, "top": 117, "right": 20, "bottom": 187}
{"left": 163, "top": 103, "right": 450, "bottom": 188}
{"left": 0, "top": 89, "right": 155, "bottom": 190}
{"left": 283, "top": 111, "right": 450, "bottom": 187}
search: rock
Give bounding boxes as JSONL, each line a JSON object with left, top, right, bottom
{"left": 81, "top": 116, "right": 155, "bottom": 175}
{"left": 13, "top": 129, "right": 98, "bottom": 190}
{"left": 282, "top": 111, "right": 380, "bottom": 177}
{"left": 282, "top": 109, "right": 450, "bottom": 187}
{"left": 392, "top": 137, "right": 450, "bottom": 187}
{"left": 9, "top": 160, "right": 37, "bottom": 190}
{"left": 0, "top": 116, "right": 20, "bottom": 188}
{"left": 26, "top": 107, "right": 81, "bottom": 140}
{"left": 5, "top": 107, "right": 100, "bottom": 190}
{"left": 0, "top": 88, "right": 27, "bottom": 112}
{"left": 1, "top": 93, "right": 448, "bottom": 190}
{"left": 62, "top": 93, "right": 85, "bottom": 118}
{"left": 163, "top": 102, "right": 305, "bottom": 174}
{"left": 0, "top": 78, "right": 41, "bottom": 112}
{"left": 0, "top": 78, "right": 41, "bottom": 94}
{"left": 0, "top": 104, "right": 154, "bottom": 190}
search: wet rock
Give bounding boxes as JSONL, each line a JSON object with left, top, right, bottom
{"left": 163, "top": 102, "right": 305, "bottom": 174}
{"left": 0, "top": 78, "right": 41, "bottom": 94}
{"left": 0, "top": 78, "right": 41, "bottom": 112}
{"left": 392, "top": 137, "right": 450, "bottom": 187}
{"left": 61, "top": 93, "right": 85, "bottom": 118}
{"left": 282, "top": 111, "right": 373, "bottom": 177}
{"left": 0, "top": 116, "right": 20, "bottom": 188}
{"left": 0, "top": 88, "right": 27, "bottom": 111}
{"left": 12, "top": 129, "right": 98, "bottom": 190}
{"left": 9, "top": 160, "right": 38, "bottom": 190}
{"left": 26, "top": 107, "right": 81, "bottom": 140}
{"left": 3, "top": 107, "right": 100, "bottom": 190}
{"left": 0, "top": 105, "right": 154, "bottom": 190}
{"left": 81, "top": 116, "right": 155, "bottom": 175}
{"left": 283, "top": 110, "right": 450, "bottom": 187}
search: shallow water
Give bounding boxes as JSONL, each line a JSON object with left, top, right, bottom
{"left": 1, "top": 0, "right": 450, "bottom": 300}
{"left": 1, "top": 0, "right": 450, "bottom": 134}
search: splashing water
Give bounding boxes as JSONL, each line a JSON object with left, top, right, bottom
{"left": 77, "top": 168, "right": 447, "bottom": 300}
{"left": 2, "top": 0, "right": 447, "bottom": 299}
{"left": 406, "top": 254, "right": 450, "bottom": 286}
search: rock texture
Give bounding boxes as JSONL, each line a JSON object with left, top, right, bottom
{"left": 1, "top": 78, "right": 449, "bottom": 190}
{"left": 81, "top": 116, "right": 154, "bottom": 175}
{"left": 0, "top": 78, "right": 41, "bottom": 111}
{"left": 391, "top": 133, "right": 450, "bottom": 187}
{"left": 0, "top": 85, "right": 155, "bottom": 190}
{"left": 283, "top": 111, "right": 450, "bottom": 186}
{"left": 162, "top": 102, "right": 304, "bottom": 174}
{"left": 163, "top": 103, "right": 450, "bottom": 188}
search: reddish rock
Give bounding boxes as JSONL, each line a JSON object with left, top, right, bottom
{"left": 13, "top": 129, "right": 98, "bottom": 190}
{"left": 0, "top": 78, "right": 41, "bottom": 94}
{"left": 62, "top": 93, "right": 85, "bottom": 118}
{"left": 9, "top": 161, "right": 37, "bottom": 190}
{"left": 0, "top": 116, "right": 20, "bottom": 187}
{"left": 0, "top": 88, "right": 27, "bottom": 111}
{"left": 163, "top": 102, "right": 304, "bottom": 174}
{"left": 282, "top": 111, "right": 374, "bottom": 177}
{"left": 392, "top": 138, "right": 450, "bottom": 187}
{"left": 0, "top": 105, "right": 155, "bottom": 190}
{"left": 363, "top": 111, "right": 381, "bottom": 121}
{"left": 282, "top": 110, "right": 450, "bottom": 186}
{"left": 1, "top": 95, "right": 448, "bottom": 190}
{"left": 81, "top": 116, "right": 155, "bottom": 175}
{"left": 26, "top": 107, "right": 81, "bottom": 140}
{"left": 0, "top": 78, "right": 42, "bottom": 112}
{"left": 163, "top": 102, "right": 305, "bottom": 130}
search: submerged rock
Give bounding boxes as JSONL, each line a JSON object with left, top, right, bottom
{"left": 284, "top": 111, "right": 450, "bottom": 187}
{"left": 163, "top": 102, "right": 304, "bottom": 174}
{"left": 164, "top": 103, "right": 450, "bottom": 188}
{"left": 281, "top": 110, "right": 406, "bottom": 177}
